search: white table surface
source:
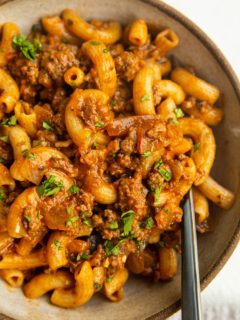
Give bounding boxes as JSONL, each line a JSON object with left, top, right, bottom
{"left": 161, "top": 1, "right": 240, "bottom": 319}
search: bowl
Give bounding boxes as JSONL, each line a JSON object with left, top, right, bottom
{"left": 0, "top": 0, "right": 239, "bottom": 319}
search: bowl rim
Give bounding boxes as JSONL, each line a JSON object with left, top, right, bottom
{"left": 0, "top": 0, "right": 239, "bottom": 319}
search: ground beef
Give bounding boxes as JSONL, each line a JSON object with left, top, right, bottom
{"left": 40, "top": 43, "right": 79, "bottom": 85}
{"left": 0, "top": 141, "right": 13, "bottom": 165}
{"left": 147, "top": 172, "right": 164, "bottom": 191}
{"left": 110, "top": 79, "right": 133, "bottom": 114}
{"left": 114, "top": 51, "right": 142, "bottom": 81}
{"left": 76, "top": 93, "right": 114, "bottom": 130}
{"left": 8, "top": 57, "right": 39, "bottom": 85}
{"left": 92, "top": 209, "right": 120, "bottom": 240}
{"left": 120, "top": 129, "right": 137, "bottom": 154}
{"left": 118, "top": 173, "right": 148, "bottom": 219}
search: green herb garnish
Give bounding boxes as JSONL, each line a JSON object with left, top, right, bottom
{"left": 23, "top": 150, "right": 36, "bottom": 159}
{"left": 36, "top": 175, "right": 64, "bottom": 197}
{"left": 174, "top": 107, "right": 185, "bottom": 118}
{"left": 69, "top": 185, "right": 80, "bottom": 194}
{"left": 0, "top": 136, "right": 8, "bottom": 143}
{"left": 76, "top": 252, "right": 90, "bottom": 261}
{"left": 90, "top": 40, "right": 101, "bottom": 46}
{"left": 107, "top": 221, "right": 119, "bottom": 230}
{"left": 154, "top": 159, "right": 163, "bottom": 170}
{"left": 51, "top": 240, "right": 62, "bottom": 250}
{"left": 194, "top": 143, "right": 200, "bottom": 152}
{"left": 92, "top": 142, "right": 98, "bottom": 149}
{"left": 170, "top": 117, "right": 178, "bottom": 125}
{"left": 23, "top": 215, "right": 31, "bottom": 223}
{"left": 0, "top": 188, "right": 6, "bottom": 202}
{"left": 0, "top": 115, "right": 17, "bottom": 127}
{"left": 144, "top": 217, "right": 154, "bottom": 230}
{"left": 104, "top": 239, "right": 126, "bottom": 256}
{"left": 106, "top": 276, "right": 113, "bottom": 283}
{"left": 66, "top": 206, "right": 72, "bottom": 215}
{"left": 103, "top": 48, "right": 109, "bottom": 53}
{"left": 153, "top": 186, "right": 163, "bottom": 206}
{"left": 121, "top": 210, "right": 135, "bottom": 237}
{"left": 94, "top": 282, "right": 102, "bottom": 290}
{"left": 163, "top": 208, "right": 169, "bottom": 213}
{"left": 65, "top": 216, "right": 79, "bottom": 227}
{"left": 140, "top": 94, "right": 150, "bottom": 102}
{"left": 110, "top": 99, "right": 117, "bottom": 107}
{"left": 83, "top": 216, "right": 92, "bottom": 228}
{"left": 159, "top": 168, "right": 172, "bottom": 181}
{"left": 12, "top": 34, "right": 42, "bottom": 60}
{"left": 95, "top": 121, "right": 105, "bottom": 128}
{"left": 42, "top": 120, "right": 54, "bottom": 131}
{"left": 142, "top": 150, "right": 151, "bottom": 159}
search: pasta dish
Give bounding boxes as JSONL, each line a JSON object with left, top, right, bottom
{"left": 0, "top": 9, "right": 235, "bottom": 308}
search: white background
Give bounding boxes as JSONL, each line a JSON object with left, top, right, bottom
{"left": 161, "top": 1, "right": 240, "bottom": 319}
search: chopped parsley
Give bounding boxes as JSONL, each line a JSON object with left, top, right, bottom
{"left": 159, "top": 168, "right": 172, "bottom": 181}
{"left": 76, "top": 252, "right": 90, "bottom": 261}
{"left": 153, "top": 185, "right": 163, "bottom": 206}
{"left": 158, "top": 240, "right": 165, "bottom": 248}
{"left": 154, "top": 159, "right": 163, "bottom": 170}
{"left": 34, "top": 139, "right": 44, "bottom": 147}
{"left": 121, "top": 210, "right": 135, "bottom": 237}
{"left": 0, "top": 158, "right": 4, "bottom": 163}
{"left": 33, "top": 38, "right": 42, "bottom": 51}
{"left": 111, "top": 152, "right": 118, "bottom": 159}
{"left": 163, "top": 208, "right": 169, "bottom": 213}
{"left": 22, "top": 150, "right": 36, "bottom": 160}
{"left": 140, "top": 94, "right": 150, "bottom": 102}
{"left": 174, "top": 107, "right": 185, "bottom": 118}
{"left": 65, "top": 216, "right": 79, "bottom": 227}
{"left": 69, "top": 185, "right": 80, "bottom": 194}
{"left": 95, "top": 121, "right": 105, "bottom": 128}
{"left": 89, "top": 40, "right": 101, "bottom": 46}
{"left": 36, "top": 175, "right": 64, "bottom": 197}
{"left": 0, "top": 136, "right": 8, "bottom": 143}
{"left": 106, "top": 276, "right": 113, "bottom": 283}
{"left": 23, "top": 215, "right": 31, "bottom": 223}
{"left": 83, "top": 216, "right": 92, "bottom": 228}
{"left": 12, "top": 34, "right": 42, "bottom": 60}
{"left": 92, "top": 142, "right": 99, "bottom": 149}
{"left": 103, "top": 48, "right": 110, "bottom": 53}
{"left": 194, "top": 143, "right": 200, "bottom": 152}
{"left": 170, "top": 117, "right": 178, "bottom": 125}
{"left": 110, "top": 99, "right": 117, "bottom": 107}
{"left": 42, "top": 120, "right": 54, "bottom": 131}
{"left": 94, "top": 282, "right": 102, "bottom": 290}
{"left": 0, "top": 188, "right": 6, "bottom": 202}
{"left": 0, "top": 115, "right": 17, "bottom": 127}
{"left": 144, "top": 217, "right": 154, "bottom": 230}
{"left": 107, "top": 221, "right": 119, "bottom": 230}
{"left": 66, "top": 206, "right": 72, "bottom": 215}
{"left": 142, "top": 150, "right": 151, "bottom": 159}
{"left": 51, "top": 240, "right": 62, "bottom": 250}
{"left": 104, "top": 240, "right": 125, "bottom": 256}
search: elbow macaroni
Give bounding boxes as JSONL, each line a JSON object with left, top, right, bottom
{"left": 63, "top": 9, "right": 122, "bottom": 44}
{"left": 0, "top": 9, "right": 235, "bottom": 310}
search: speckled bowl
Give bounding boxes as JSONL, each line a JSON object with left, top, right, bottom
{"left": 0, "top": 0, "right": 239, "bottom": 319}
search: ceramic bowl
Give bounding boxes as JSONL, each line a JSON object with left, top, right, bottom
{"left": 0, "top": 0, "right": 239, "bottom": 319}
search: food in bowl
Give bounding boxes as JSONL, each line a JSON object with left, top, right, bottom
{"left": 0, "top": 8, "right": 235, "bottom": 308}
